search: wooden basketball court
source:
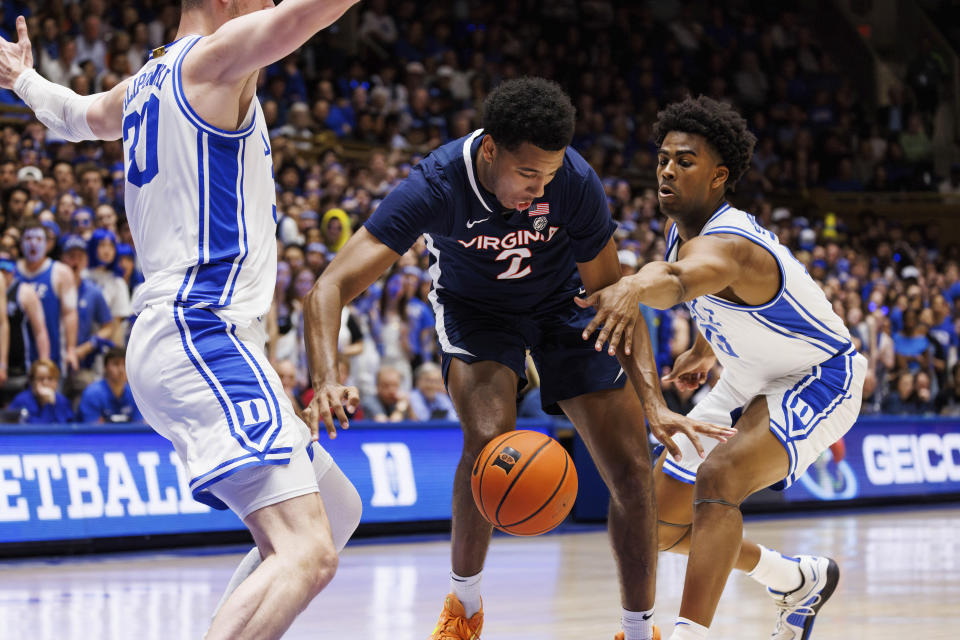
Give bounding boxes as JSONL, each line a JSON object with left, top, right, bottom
{"left": 1, "top": 506, "right": 956, "bottom": 639}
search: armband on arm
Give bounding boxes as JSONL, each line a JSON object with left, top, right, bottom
{"left": 13, "top": 69, "right": 98, "bottom": 142}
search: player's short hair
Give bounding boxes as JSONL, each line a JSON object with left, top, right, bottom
{"left": 482, "top": 77, "right": 575, "bottom": 152}
{"left": 653, "top": 96, "right": 757, "bottom": 190}
{"left": 182, "top": 0, "right": 204, "bottom": 9}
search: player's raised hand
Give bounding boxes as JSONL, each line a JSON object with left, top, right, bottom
{"left": 648, "top": 405, "right": 736, "bottom": 462}
{"left": 662, "top": 346, "right": 716, "bottom": 392}
{"left": 0, "top": 16, "right": 34, "bottom": 90}
{"left": 304, "top": 381, "right": 360, "bottom": 441}
{"left": 575, "top": 278, "right": 643, "bottom": 356}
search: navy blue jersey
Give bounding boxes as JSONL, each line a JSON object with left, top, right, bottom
{"left": 365, "top": 130, "right": 615, "bottom": 314}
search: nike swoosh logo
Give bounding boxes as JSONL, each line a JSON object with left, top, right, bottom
{"left": 578, "top": 287, "right": 586, "bottom": 295}
{"left": 466, "top": 217, "right": 490, "bottom": 228}
{"left": 641, "top": 612, "right": 653, "bottom": 621}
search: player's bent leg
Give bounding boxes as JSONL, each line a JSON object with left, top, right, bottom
{"left": 652, "top": 451, "right": 763, "bottom": 574}
{"left": 430, "top": 358, "right": 519, "bottom": 637}
{"left": 206, "top": 491, "right": 338, "bottom": 640}
{"left": 676, "top": 396, "right": 789, "bottom": 633}
{"left": 212, "top": 449, "right": 361, "bottom": 618}
{"left": 652, "top": 453, "right": 694, "bottom": 552}
{"left": 560, "top": 386, "right": 657, "bottom": 621}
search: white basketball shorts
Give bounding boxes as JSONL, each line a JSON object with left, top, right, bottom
{"left": 126, "top": 302, "right": 332, "bottom": 511}
{"left": 661, "top": 346, "right": 867, "bottom": 489}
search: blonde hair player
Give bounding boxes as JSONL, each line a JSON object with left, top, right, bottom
{"left": 0, "top": 2, "right": 363, "bottom": 639}
{"left": 578, "top": 96, "right": 866, "bottom": 640}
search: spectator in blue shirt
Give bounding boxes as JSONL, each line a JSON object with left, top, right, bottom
{"left": 409, "top": 362, "right": 457, "bottom": 421}
{"left": 893, "top": 309, "right": 931, "bottom": 373}
{"left": 59, "top": 234, "right": 114, "bottom": 398}
{"left": 9, "top": 359, "right": 73, "bottom": 423}
{"left": 77, "top": 347, "right": 142, "bottom": 423}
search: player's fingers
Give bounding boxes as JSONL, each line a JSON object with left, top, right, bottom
{"left": 595, "top": 313, "right": 620, "bottom": 351}
{"left": 318, "top": 397, "right": 337, "bottom": 440}
{"left": 332, "top": 401, "right": 350, "bottom": 432}
{"left": 684, "top": 430, "right": 706, "bottom": 458}
{"left": 661, "top": 436, "right": 682, "bottom": 462}
{"left": 582, "top": 308, "right": 606, "bottom": 341}
{"left": 702, "top": 422, "right": 737, "bottom": 439}
{"left": 574, "top": 293, "right": 597, "bottom": 309}
{"left": 16, "top": 16, "right": 28, "bottom": 44}
{"left": 623, "top": 319, "right": 635, "bottom": 356}
{"left": 607, "top": 319, "right": 628, "bottom": 356}
{"left": 302, "top": 403, "right": 320, "bottom": 441}
{"left": 344, "top": 386, "right": 360, "bottom": 411}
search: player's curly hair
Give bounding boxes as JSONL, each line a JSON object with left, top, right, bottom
{"left": 653, "top": 96, "right": 757, "bottom": 190}
{"left": 482, "top": 77, "right": 575, "bottom": 152}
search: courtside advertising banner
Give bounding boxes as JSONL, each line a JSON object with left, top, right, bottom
{"left": 787, "top": 417, "right": 960, "bottom": 502}
{"left": 0, "top": 421, "right": 547, "bottom": 545}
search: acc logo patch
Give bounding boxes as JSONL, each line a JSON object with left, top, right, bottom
{"left": 491, "top": 446, "right": 522, "bottom": 473}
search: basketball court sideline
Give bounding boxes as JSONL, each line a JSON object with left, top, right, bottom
{"left": 0, "top": 505, "right": 956, "bottom": 639}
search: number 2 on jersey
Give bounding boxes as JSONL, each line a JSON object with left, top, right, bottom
{"left": 124, "top": 94, "right": 160, "bottom": 187}
{"left": 496, "top": 247, "right": 532, "bottom": 280}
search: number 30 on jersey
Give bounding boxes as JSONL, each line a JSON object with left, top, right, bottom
{"left": 124, "top": 94, "right": 160, "bottom": 188}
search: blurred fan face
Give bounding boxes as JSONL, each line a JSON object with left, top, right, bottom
{"left": 21, "top": 229, "right": 47, "bottom": 263}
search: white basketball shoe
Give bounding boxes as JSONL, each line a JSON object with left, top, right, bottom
{"left": 768, "top": 555, "right": 840, "bottom": 640}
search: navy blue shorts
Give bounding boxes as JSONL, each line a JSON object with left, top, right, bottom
{"left": 435, "top": 294, "right": 626, "bottom": 414}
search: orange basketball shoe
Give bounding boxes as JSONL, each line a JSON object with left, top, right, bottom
{"left": 614, "top": 626, "right": 661, "bottom": 640}
{"left": 429, "top": 593, "right": 483, "bottom": 640}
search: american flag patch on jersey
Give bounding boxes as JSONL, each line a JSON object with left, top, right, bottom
{"left": 528, "top": 202, "right": 550, "bottom": 216}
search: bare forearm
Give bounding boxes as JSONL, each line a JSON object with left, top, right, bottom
{"left": 629, "top": 262, "right": 686, "bottom": 310}
{"left": 304, "top": 280, "right": 346, "bottom": 389}
{"left": 616, "top": 312, "right": 668, "bottom": 415}
{"left": 62, "top": 307, "right": 77, "bottom": 349}
{"left": 690, "top": 330, "right": 714, "bottom": 357}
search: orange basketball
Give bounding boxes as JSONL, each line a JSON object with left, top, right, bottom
{"left": 471, "top": 430, "right": 578, "bottom": 536}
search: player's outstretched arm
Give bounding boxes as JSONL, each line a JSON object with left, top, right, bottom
{"left": 578, "top": 234, "right": 743, "bottom": 333}
{"left": 187, "top": 0, "right": 361, "bottom": 86}
{"left": 0, "top": 16, "right": 129, "bottom": 141}
{"left": 302, "top": 227, "right": 399, "bottom": 440}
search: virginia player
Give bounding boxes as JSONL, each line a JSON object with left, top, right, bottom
{"left": 304, "top": 77, "right": 734, "bottom": 640}
{"left": 579, "top": 96, "right": 866, "bottom": 640}
{"left": 0, "top": 2, "right": 363, "bottom": 639}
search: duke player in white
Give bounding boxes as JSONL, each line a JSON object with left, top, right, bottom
{"left": 0, "top": 2, "right": 362, "bottom": 639}
{"left": 579, "top": 97, "right": 866, "bottom": 640}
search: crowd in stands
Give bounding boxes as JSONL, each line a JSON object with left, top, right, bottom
{"left": 0, "top": 0, "right": 958, "bottom": 424}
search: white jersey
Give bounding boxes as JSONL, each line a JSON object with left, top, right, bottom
{"left": 122, "top": 35, "right": 277, "bottom": 325}
{"left": 667, "top": 203, "right": 853, "bottom": 385}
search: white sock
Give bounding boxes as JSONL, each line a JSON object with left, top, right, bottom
{"left": 212, "top": 547, "right": 261, "bottom": 618}
{"left": 669, "top": 617, "right": 709, "bottom": 640}
{"left": 450, "top": 570, "right": 482, "bottom": 618}
{"left": 747, "top": 545, "right": 803, "bottom": 593}
{"left": 622, "top": 607, "right": 656, "bottom": 640}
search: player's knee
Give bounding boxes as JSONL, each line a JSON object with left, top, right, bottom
{"left": 604, "top": 458, "right": 654, "bottom": 506}
{"left": 693, "top": 456, "right": 745, "bottom": 505}
{"left": 297, "top": 535, "right": 339, "bottom": 596}
{"left": 462, "top": 420, "right": 514, "bottom": 454}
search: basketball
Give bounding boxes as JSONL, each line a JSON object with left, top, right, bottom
{"left": 471, "top": 430, "right": 578, "bottom": 536}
